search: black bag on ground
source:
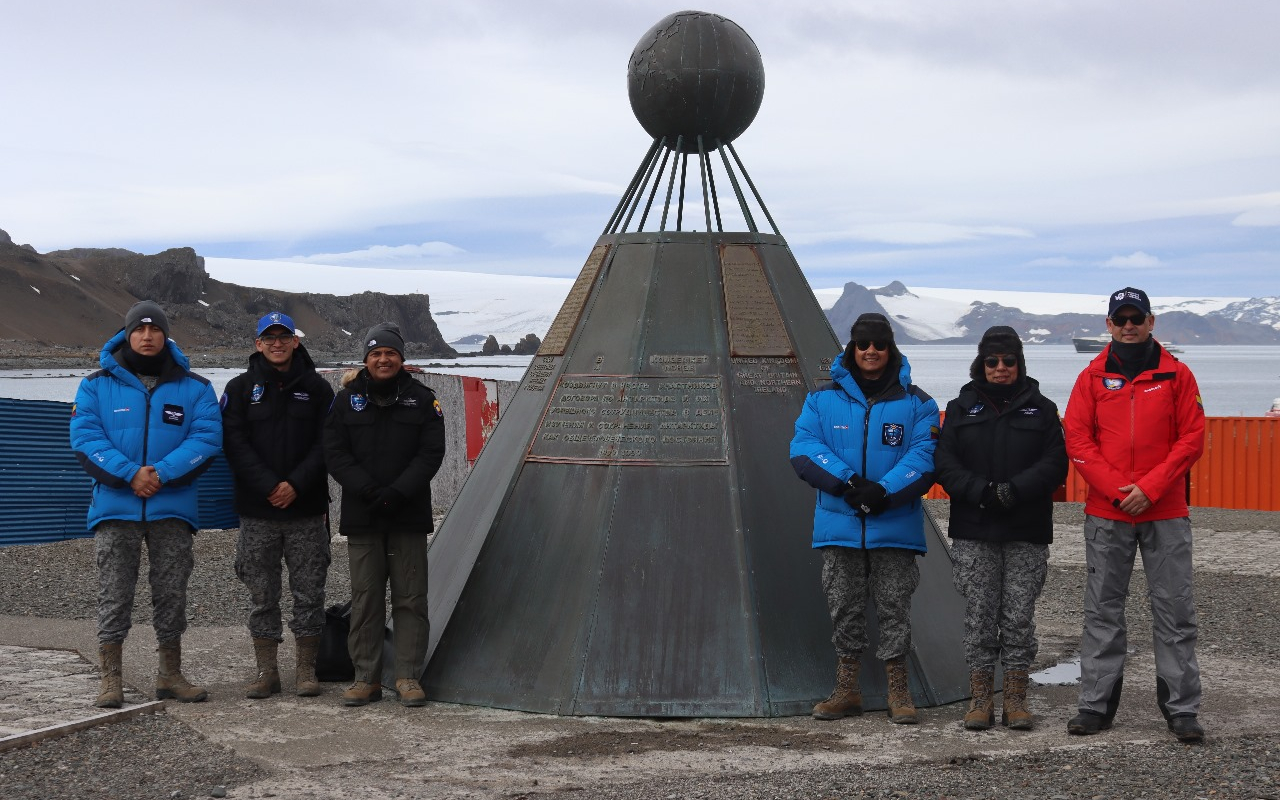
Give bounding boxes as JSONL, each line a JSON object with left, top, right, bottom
{"left": 316, "top": 601, "right": 355, "bottom": 682}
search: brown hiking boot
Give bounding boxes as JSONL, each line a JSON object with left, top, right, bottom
{"left": 155, "top": 640, "right": 208, "bottom": 702}
{"left": 342, "top": 681, "right": 383, "bottom": 707}
{"left": 294, "top": 635, "right": 321, "bottom": 697}
{"left": 812, "top": 656, "right": 862, "bottom": 720}
{"left": 885, "top": 656, "right": 918, "bottom": 724}
{"left": 95, "top": 642, "right": 124, "bottom": 709}
{"left": 246, "top": 638, "right": 281, "bottom": 699}
{"left": 1002, "top": 669, "right": 1034, "bottom": 730}
{"left": 395, "top": 678, "right": 428, "bottom": 707}
{"left": 963, "top": 667, "right": 995, "bottom": 730}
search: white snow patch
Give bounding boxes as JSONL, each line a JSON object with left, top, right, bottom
{"left": 878, "top": 292, "right": 969, "bottom": 340}
{"left": 70, "top": 274, "right": 81, "bottom": 281}
{"left": 197, "top": 299, "right": 209, "bottom": 307}
{"left": 340, "top": 329, "right": 351, "bottom": 336}
{"left": 29, "top": 285, "right": 40, "bottom": 294}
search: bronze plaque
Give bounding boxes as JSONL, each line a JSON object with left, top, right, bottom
{"left": 527, "top": 375, "right": 727, "bottom": 465}
{"left": 720, "top": 244, "right": 793, "bottom": 357}
{"left": 538, "top": 245, "right": 609, "bottom": 356}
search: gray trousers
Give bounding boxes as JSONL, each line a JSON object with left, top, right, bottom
{"left": 1078, "top": 514, "right": 1201, "bottom": 717}
{"left": 821, "top": 546, "right": 919, "bottom": 661}
{"left": 235, "top": 515, "right": 331, "bottom": 641}
{"left": 950, "top": 538, "right": 1049, "bottom": 671}
{"left": 348, "top": 531, "right": 429, "bottom": 683}
{"left": 95, "top": 518, "right": 194, "bottom": 645}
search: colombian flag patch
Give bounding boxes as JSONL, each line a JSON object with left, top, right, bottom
{"left": 433, "top": 399, "right": 444, "bottom": 418}
{"left": 1195, "top": 394, "right": 1203, "bottom": 409}
{"left": 930, "top": 424, "right": 940, "bottom": 440}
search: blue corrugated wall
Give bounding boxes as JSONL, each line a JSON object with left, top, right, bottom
{"left": 0, "top": 398, "right": 238, "bottom": 546}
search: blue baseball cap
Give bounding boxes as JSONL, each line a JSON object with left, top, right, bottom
{"left": 255, "top": 311, "right": 296, "bottom": 337}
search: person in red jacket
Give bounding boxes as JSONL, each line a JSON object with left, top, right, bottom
{"left": 1062, "top": 287, "right": 1206, "bottom": 743}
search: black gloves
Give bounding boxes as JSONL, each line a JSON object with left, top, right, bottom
{"left": 845, "top": 481, "right": 889, "bottom": 515}
{"left": 980, "top": 482, "right": 1018, "bottom": 509}
{"left": 370, "top": 487, "right": 406, "bottom": 517}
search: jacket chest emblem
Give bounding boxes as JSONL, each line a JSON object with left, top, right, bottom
{"left": 1021, "top": 407, "right": 1040, "bottom": 416}
{"left": 251, "top": 383, "right": 265, "bottom": 403}
{"left": 399, "top": 396, "right": 419, "bottom": 407}
{"left": 1102, "top": 377, "right": 1126, "bottom": 391}
{"left": 292, "top": 391, "right": 310, "bottom": 402}
{"left": 966, "top": 403, "right": 985, "bottom": 415}
{"left": 350, "top": 394, "right": 367, "bottom": 412}
{"left": 882, "top": 422, "right": 905, "bottom": 446}
{"left": 162, "top": 404, "right": 185, "bottom": 425}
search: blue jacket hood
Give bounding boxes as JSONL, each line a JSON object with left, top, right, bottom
{"left": 99, "top": 329, "right": 193, "bottom": 389}
{"left": 829, "top": 348, "right": 911, "bottom": 403}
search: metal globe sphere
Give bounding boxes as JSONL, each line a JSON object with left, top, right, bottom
{"left": 627, "top": 10, "right": 765, "bottom": 153}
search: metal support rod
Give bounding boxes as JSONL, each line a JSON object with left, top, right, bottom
{"left": 701, "top": 137, "right": 724, "bottom": 232}
{"left": 726, "top": 141, "right": 781, "bottom": 237}
{"left": 676, "top": 152, "right": 689, "bottom": 232}
{"left": 637, "top": 144, "right": 672, "bottom": 231}
{"left": 605, "top": 138, "right": 662, "bottom": 235}
{"left": 717, "top": 140, "right": 758, "bottom": 234}
{"left": 659, "top": 136, "right": 683, "bottom": 231}
{"left": 697, "top": 136, "right": 713, "bottom": 233}
{"left": 621, "top": 137, "right": 667, "bottom": 233}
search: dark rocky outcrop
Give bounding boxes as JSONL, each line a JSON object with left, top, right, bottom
{"left": 0, "top": 230, "right": 456, "bottom": 365}
{"left": 511, "top": 333, "right": 542, "bottom": 355}
{"left": 825, "top": 281, "right": 924, "bottom": 344}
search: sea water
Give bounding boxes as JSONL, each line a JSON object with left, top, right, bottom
{"left": 1, "top": 346, "right": 1277, "bottom": 417}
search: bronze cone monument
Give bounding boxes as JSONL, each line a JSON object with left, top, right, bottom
{"left": 422, "top": 10, "right": 970, "bottom": 716}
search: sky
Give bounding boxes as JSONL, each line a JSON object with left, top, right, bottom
{"left": 3, "top": 0, "right": 1279, "bottom": 298}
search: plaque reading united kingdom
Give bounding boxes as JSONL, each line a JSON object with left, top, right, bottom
{"left": 527, "top": 374, "right": 727, "bottom": 465}
{"left": 538, "top": 245, "right": 609, "bottom": 356}
{"left": 721, "top": 244, "right": 793, "bottom": 357}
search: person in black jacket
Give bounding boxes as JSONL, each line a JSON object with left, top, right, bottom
{"left": 324, "top": 322, "right": 446, "bottom": 708}
{"left": 221, "top": 312, "right": 336, "bottom": 699}
{"left": 935, "top": 326, "right": 1068, "bottom": 731}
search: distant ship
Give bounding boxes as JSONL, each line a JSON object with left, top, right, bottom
{"left": 1072, "top": 335, "right": 1182, "bottom": 354}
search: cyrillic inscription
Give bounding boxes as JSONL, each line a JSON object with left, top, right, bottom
{"left": 528, "top": 375, "right": 727, "bottom": 464}
{"left": 523, "top": 356, "right": 558, "bottom": 392}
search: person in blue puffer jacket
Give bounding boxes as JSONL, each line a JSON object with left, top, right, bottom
{"left": 70, "top": 301, "right": 222, "bottom": 709}
{"left": 790, "top": 313, "right": 939, "bottom": 725}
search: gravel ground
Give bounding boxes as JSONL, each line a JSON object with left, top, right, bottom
{"left": 3, "top": 502, "right": 1280, "bottom": 799}
{"left": 0, "top": 715, "right": 266, "bottom": 800}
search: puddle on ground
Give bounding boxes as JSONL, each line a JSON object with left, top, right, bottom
{"left": 1031, "top": 657, "right": 1081, "bottom": 685}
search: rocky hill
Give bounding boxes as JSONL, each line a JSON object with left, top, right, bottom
{"left": 826, "top": 280, "right": 1280, "bottom": 345}
{"left": 0, "top": 228, "right": 456, "bottom": 366}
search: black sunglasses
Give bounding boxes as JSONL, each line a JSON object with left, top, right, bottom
{"left": 1110, "top": 312, "right": 1148, "bottom": 327}
{"left": 854, "top": 339, "right": 889, "bottom": 352}
{"left": 984, "top": 355, "right": 1017, "bottom": 369}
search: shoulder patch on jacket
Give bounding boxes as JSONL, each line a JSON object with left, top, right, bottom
{"left": 1102, "top": 377, "right": 1126, "bottom": 391}
{"left": 433, "top": 398, "right": 444, "bottom": 418}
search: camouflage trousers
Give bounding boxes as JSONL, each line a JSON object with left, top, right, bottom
{"left": 821, "top": 546, "right": 920, "bottom": 661}
{"left": 94, "top": 518, "right": 194, "bottom": 645}
{"left": 950, "top": 538, "right": 1049, "bottom": 671}
{"left": 235, "top": 515, "right": 331, "bottom": 641}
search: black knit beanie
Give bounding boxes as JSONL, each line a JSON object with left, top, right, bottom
{"left": 363, "top": 322, "right": 405, "bottom": 361}
{"left": 844, "top": 312, "right": 900, "bottom": 373}
{"left": 969, "top": 325, "right": 1026, "bottom": 381}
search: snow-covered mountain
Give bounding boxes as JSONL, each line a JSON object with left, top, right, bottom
{"left": 205, "top": 258, "right": 1280, "bottom": 346}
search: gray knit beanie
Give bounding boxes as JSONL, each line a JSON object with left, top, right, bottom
{"left": 124, "top": 300, "right": 170, "bottom": 340}
{"left": 363, "top": 322, "right": 405, "bottom": 361}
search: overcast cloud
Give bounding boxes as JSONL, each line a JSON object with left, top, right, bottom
{"left": 2, "top": 0, "right": 1277, "bottom": 296}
